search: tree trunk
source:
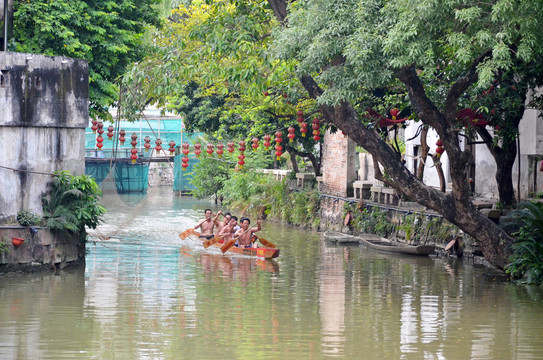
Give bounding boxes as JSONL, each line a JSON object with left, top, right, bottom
{"left": 289, "top": 151, "right": 299, "bottom": 173}
{"left": 268, "top": 0, "right": 513, "bottom": 269}
{"left": 416, "top": 125, "right": 429, "bottom": 181}
{"left": 432, "top": 154, "right": 446, "bottom": 193}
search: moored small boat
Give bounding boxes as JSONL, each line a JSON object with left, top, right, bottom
{"left": 324, "top": 232, "right": 435, "bottom": 256}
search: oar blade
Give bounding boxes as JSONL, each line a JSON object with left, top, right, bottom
{"left": 256, "top": 237, "right": 276, "bottom": 248}
{"left": 203, "top": 236, "right": 222, "bottom": 248}
{"left": 179, "top": 228, "right": 195, "bottom": 240}
{"left": 221, "top": 239, "right": 236, "bottom": 253}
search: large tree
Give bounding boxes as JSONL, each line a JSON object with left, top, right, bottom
{"left": 122, "top": 1, "right": 324, "bottom": 174}
{"left": 12, "top": 0, "right": 162, "bottom": 120}
{"left": 268, "top": 0, "right": 543, "bottom": 269}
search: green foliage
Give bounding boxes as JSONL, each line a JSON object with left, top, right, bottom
{"left": 0, "top": 240, "right": 9, "bottom": 254}
{"left": 42, "top": 171, "right": 107, "bottom": 233}
{"left": 16, "top": 210, "right": 42, "bottom": 227}
{"left": 189, "top": 155, "right": 231, "bottom": 200}
{"left": 121, "top": 1, "right": 322, "bottom": 167}
{"left": 220, "top": 173, "right": 320, "bottom": 229}
{"left": 350, "top": 208, "right": 394, "bottom": 237}
{"left": 12, "top": 0, "right": 162, "bottom": 120}
{"left": 503, "top": 202, "right": 543, "bottom": 284}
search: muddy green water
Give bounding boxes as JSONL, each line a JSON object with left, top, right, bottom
{"left": 1, "top": 188, "right": 543, "bottom": 359}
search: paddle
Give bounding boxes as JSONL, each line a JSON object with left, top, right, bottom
{"left": 254, "top": 236, "right": 276, "bottom": 248}
{"left": 179, "top": 228, "right": 195, "bottom": 240}
{"left": 220, "top": 227, "right": 252, "bottom": 254}
{"left": 203, "top": 235, "right": 224, "bottom": 248}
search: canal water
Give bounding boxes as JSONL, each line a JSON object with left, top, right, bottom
{"left": 1, "top": 188, "right": 543, "bottom": 359}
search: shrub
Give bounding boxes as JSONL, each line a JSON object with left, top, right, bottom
{"left": 42, "top": 171, "right": 107, "bottom": 233}
{"left": 502, "top": 202, "right": 543, "bottom": 284}
{"left": 16, "top": 209, "right": 42, "bottom": 227}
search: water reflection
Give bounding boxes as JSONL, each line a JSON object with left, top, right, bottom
{"left": 1, "top": 189, "right": 543, "bottom": 359}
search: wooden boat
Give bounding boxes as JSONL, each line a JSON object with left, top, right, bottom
{"left": 358, "top": 235, "right": 435, "bottom": 256}
{"left": 324, "top": 232, "right": 435, "bottom": 256}
{"left": 186, "top": 231, "right": 280, "bottom": 259}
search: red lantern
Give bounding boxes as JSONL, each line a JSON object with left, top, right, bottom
{"left": 155, "top": 139, "right": 162, "bottom": 153}
{"left": 96, "top": 135, "right": 104, "bottom": 150}
{"left": 263, "top": 134, "right": 271, "bottom": 150}
{"left": 288, "top": 127, "right": 295, "bottom": 142}
{"left": 390, "top": 108, "right": 400, "bottom": 120}
{"left": 300, "top": 122, "right": 307, "bottom": 137}
{"left": 206, "top": 143, "right": 214, "bottom": 156}
{"left": 238, "top": 140, "right": 246, "bottom": 152}
{"left": 194, "top": 143, "right": 202, "bottom": 158}
{"left": 119, "top": 129, "right": 126, "bottom": 145}
{"left": 297, "top": 110, "right": 304, "bottom": 117}
{"left": 312, "top": 118, "right": 321, "bottom": 141}
{"left": 130, "top": 148, "right": 138, "bottom": 164}
{"left": 182, "top": 156, "right": 189, "bottom": 171}
{"left": 238, "top": 154, "right": 245, "bottom": 161}
{"left": 275, "top": 144, "right": 283, "bottom": 160}
{"left": 216, "top": 143, "right": 224, "bottom": 158}
{"left": 169, "top": 141, "right": 176, "bottom": 155}
{"left": 130, "top": 133, "right": 138, "bottom": 147}
{"left": 97, "top": 122, "right": 104, "bottom": 135}
{"left": 182, "top": 143, "right": 190, "bottom": 156}
{"left": 238, "top": 159, "right": 245, "bottom": 169}
{"left": 227, "top": 142, "right": 235, "bottom": 155}
{"left": 107, "top": 125, "right": 114, "bottom": 140}
{"left": 251, "top": 138, "right": 259, "bottom": 151}
{"left": 91, "top": 119, "right": 98, "bottom": 133}
{"left": 144, "top": 136, "right": 151, "bottom": 152}
{"left": 436, "top": 139, "right": 443, "bottom": 147}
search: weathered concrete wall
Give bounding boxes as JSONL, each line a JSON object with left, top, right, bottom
{"left": 321, "top": 130, "right": 357, "bottom": 197}
{"left": 0, "top": 52, "right": 88, "bottom": 223}
{"left": 0, "top": 226, "right": 85, "bottom": 272}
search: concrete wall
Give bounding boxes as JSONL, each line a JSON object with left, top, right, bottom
{"left": 321, "top": 130, "right": 357, "bottom": 197}
{"left": 0, "top": 52, "right": 88, "bottom": 223}
{"left": 0, "top": 226, "right": 85, "bottom": 272}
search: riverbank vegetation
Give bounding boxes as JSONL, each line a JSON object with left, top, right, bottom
{"left": 501, "top": 202, "right": 543, "bottom": 285}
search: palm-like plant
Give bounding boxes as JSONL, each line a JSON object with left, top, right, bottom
{"left": 501, "top": 202, "right": 543, "bottom": 284}
{"left": 42, "top": 171, "right": 107, "bottom": 233}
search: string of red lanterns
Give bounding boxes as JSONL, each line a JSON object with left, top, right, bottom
{"left": 263, "top": 134, "right": 271, "bottom": 150}
{"left": 274, "top": 131, "right": 283, "bottom": 160}
{"left": 155, "top": 138, "right": 162, "bottom": 153}
{"left": 227, "top": 142, "right": 235, "bottom": 155}
{"left": 144, "top": 136, "right": 151, "bottom": 152}
{"left": 216, "top": 143, "right": 224, "bottom": 158}
{"left": 130, "top": 133, "right": 138, "bottom": 164}
{"left": 206, "top": 143, "right": 214, "bottom": 157}
{"left": 238, "top": 140, "right": 246, "bottom": 169}
{"left": 194, "top": 143, "right": 202, "bottom": 158}
{"left": 312, "top": 118, "right": 321, "bottom": 141}
{"left": 251, "top": 137, "right": 259, "bottom": 151}
{"left": 91, "top": 119, "right": 98, "bottom": 133}
{"left": 107, "top": 125, "right": 114, "bottom": 140}
{"left": 181, "top": 143, "right": 190, "bottom": 171}
{"left": 436, "top": 139, "right": 444, "bottom": 158}
{"left": 169, "top": 140, "right": 176, "bottom": 155}
{"left": 119, "top": 129, "right": 126, "bottom": 145}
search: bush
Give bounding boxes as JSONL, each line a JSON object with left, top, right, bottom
{"left": 502, "top": 202, "right": 543, "bottom": 284}
{"left": 16, "top": 209, "right": 42, "bottom": 227}
{"left": 220, "top": 173, "right": 320, "bottom": 228}
{"left": 42, "top": 171, "right": 107, "bottom": 233}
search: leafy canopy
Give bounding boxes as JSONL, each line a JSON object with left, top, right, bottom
{"left": 12, "top": 0, "right": 162, "bottom": 120}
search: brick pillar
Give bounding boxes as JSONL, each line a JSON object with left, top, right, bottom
{"left": 321, "top": 129, "right": 357, "bottom": 197}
